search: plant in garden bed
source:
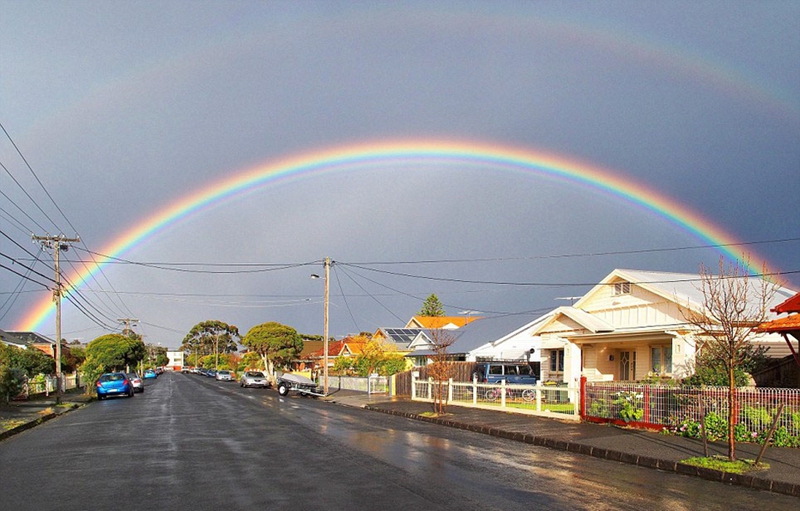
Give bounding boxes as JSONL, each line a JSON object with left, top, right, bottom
{"left": 587, "top": 398, "right": 609, "bottom": 418}
{"left": 681, "top": 456, "right": 768, "bottom": 474}
{"left": 613, "top": 391, "right": 643, "bottom": 422}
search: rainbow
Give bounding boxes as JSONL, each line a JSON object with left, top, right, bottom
{"left": 18, "top": 139, "right": 754, "bottom": 332}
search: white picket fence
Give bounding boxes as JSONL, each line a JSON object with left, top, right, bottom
{"left": 411, "top": 374, "right": 581, "bottom": 420}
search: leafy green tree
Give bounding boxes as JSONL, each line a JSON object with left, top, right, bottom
{"left": 181, "top": 320, "right": 240, "bottom": 370}
{"left": 241, "top": 322, "right": 303, "bottom": 384}
{"left": 0, "top": 366, "right": 26, "bottom": 404}
{"left": 0, "top": 344, "right": 54, "bottom": 377}
{"left": 418, "top": 294, "right": 445, "bottom": 317}
{"left": 85, "top": 334, "right": 146, "bottom": 372}
{"left": 241, "top": 351, "right": 264, "bottom": 370}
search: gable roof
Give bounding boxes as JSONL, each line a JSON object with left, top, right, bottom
{"left": 574, "top": 268, "right": 796, "bottom": 314}
{"left": 376, "top": 328, "right": 432, "bottom": 350}
{"left": 0, "top": 329, "right": 28, "bottom": 349}
{"left": 1, "top": 331, "right": 55, "bottom": 347}
{"left": 306, "top": 337, "right": 368, "bottom": 358}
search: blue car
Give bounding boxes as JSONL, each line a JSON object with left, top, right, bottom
{"left": 143, "top": 369, "right": 157, "bottom": 379}
{"left": 96, "top": 372, "right": 134, "bottom": 399}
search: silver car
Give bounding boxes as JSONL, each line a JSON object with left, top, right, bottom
{"left": 240, "top": 371, "right": 269, "bottom": 388}
{"left": 126, "top": 372, "right": 144, "bottom": 393}
{"left": 215, "top": 370, "right": 233, "bottom": 382}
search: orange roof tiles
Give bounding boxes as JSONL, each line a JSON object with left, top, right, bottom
{"left": 774, "top": 293, "right": 800, "bottom": 314}
{"left": 409, "top": 316, "right": 482, "bottom": 329}
{"left": 757, "top": 314, "right": 800, "bottom": 332}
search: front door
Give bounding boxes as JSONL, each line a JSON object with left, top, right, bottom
{"left": 620, "top": 351, "right": 636, "bottom": 380}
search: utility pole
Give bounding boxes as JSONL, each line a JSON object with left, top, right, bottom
{"left": 118, "top": 317, "right": 139, "bottom": 337}
{"left": 311, "top": 257, "right": 331, "bottom": 395}
{"left": 118, "top": 318, "right": 139, "bottom": 373}
{"left": 323, "top": 256, "right": 330, "bottom": 396}
{"left": 33, "top": 234, "right": 80, "bottom": 404}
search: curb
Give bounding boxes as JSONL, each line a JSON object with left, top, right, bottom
{"left": 0, "top": 403, "right": 81, "bottom": 443}
{"left": 363, "top": 404, "right": 800, "bottom": 499}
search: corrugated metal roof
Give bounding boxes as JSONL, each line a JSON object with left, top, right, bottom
{"left": 445, "top": 313, "right": 548, "bottom": 355}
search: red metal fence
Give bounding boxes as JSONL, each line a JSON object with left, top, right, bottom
{"left": 582, "top": 378, "right": 800, "bottom": 442}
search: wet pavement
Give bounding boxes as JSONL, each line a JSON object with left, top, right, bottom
{"left": 3, "top": 387, "right": 798, "bottom": 498}
{"left": 321, "top": 389, "right": 800, "bottom": 498}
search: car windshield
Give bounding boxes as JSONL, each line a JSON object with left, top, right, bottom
{"left": 126, "top": 373, "right": 139, "bottom": 379}
{"left": 219, "top": 371, "right": 230, "bottom": 375}
{"left": 99, "top": 374, "right": 125, "bottom": 382}
{"left": 246, "top": 372, "right": 264, "bottom": 377}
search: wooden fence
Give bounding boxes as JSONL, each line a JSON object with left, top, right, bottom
{"left": 394, "top": 362, "right": 478, "bottom": 397}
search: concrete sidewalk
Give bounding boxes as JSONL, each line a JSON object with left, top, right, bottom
{"left": 322, "top": 390, "right": 800, "bottom": 498}
{"left": 0, "top": 391, "right": 90, "bottom": 441}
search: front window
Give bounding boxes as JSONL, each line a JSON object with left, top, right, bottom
{"left": 549, "top": 349, "right": 565, "bottom": 374}
{"left": 651, "top": 346, "right": 672, "bottom": 374}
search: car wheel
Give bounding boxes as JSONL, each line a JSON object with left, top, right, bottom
{"left": 97, "top": 394, "right": 104, "bottom": 400}
{"left": 278, "top": 382, "right": 289, "bottom": 396}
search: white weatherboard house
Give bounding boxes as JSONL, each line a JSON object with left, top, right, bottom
{"left": 531, "top": 269, "right": 796, "bottom": 384}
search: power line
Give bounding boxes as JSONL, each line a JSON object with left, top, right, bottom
{"left": 345, "top": 237, "right": 800, "bottom": 265}
{"left": 339, "top": 262, "right": 800, "bottom": 288}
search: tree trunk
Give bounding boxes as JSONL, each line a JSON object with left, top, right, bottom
{"left": 728, "top": 364, "right": 737, "bottom": 461}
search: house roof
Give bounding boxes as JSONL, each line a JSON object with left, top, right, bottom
{"left": 757, "top": 314, "right": 800, "bottom": 333}
{"left": 306, "top": 338, "right": 368, "bottom": 358}
{"left": 0, "top": 329, "right": 28, "bottom": 349}
{"left": 553, "top": 307, "right": 615, "bottom": 333}
{"left": 447, "top": 314, "right": 549, "bottom": 355}
{"left": 773, "top": 292, "right": 800, "bottom": 314}
{"left": 405, "top": 316, "right": 481, "bottom": 329}
{"left": 376, "top": 328, "right": 432, "bottom": 349}
{"left": 575, "top": 268, "right": 796, "bottom": 315}
{"left": 1, "top": 330, "right": 55, "bottom": 347}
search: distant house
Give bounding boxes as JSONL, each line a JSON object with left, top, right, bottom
{"left": 530, "top": 269, "right": 796, "bottom": 384}
{"left": 305, "top": 337, "right": 370, "bottom": 372}
{"left": 393, "top": 314, "right": 550, "bottom": 371}
{"left": 166, "top": 350, "right": 184, "bottom": 371}
{"left": 0, "top": 330, "right": 69, "bottom": 360}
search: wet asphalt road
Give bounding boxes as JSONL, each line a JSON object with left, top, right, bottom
{"left": 0, "top": 371, "right": 796, "bottom": 510}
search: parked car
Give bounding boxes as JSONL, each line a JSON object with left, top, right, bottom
{"left": 143, "top": 369, "right": 157, "bottom": 379}
{"left": 127, "top": 372, "right": 144, "bottom": 393}
{"left": 240, "top": 371, "right": 269, "bottom": 388}
{"left": 96, "top": 372, "right": 134, "bottom": 399}
{"left": 472, "top": 360, "right": 538, "bottom": 385}
{"left": 215, "top": 370, "right": 233, "bottom": 382}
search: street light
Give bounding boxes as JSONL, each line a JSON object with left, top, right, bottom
{"left": 311, "top": 256, "right": 330, "bottom": 395}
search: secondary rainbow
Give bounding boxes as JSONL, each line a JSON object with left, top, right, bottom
{"left": 18, "top": 139, "right": 752, "bottom": 332}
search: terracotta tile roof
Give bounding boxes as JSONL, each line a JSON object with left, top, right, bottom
{"left": 773, "top": 293, "right": 800, "bottom": 314}
{"left": 408, "top": 316, "right": 482, "bottom": 329}
{"left": 757, "top": 314, "right": 800, "bottom": 332}
{"left": 306, "top": 338, "right": 367, "bottom": 358}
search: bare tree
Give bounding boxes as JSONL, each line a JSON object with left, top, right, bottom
{"left": 683, "top": 257, "right": 779, "bottom": 461}
{"left": 427, "top": 329, "right": 457, "bottom": 415}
